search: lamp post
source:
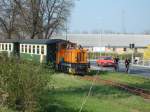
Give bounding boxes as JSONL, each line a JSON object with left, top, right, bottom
{"left": 129, "top": 43, "right": 135, "bottom": 65}
{"left": 98, "top": 19, "right": 103, "bottom": 58}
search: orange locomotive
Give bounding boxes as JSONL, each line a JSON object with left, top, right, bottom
{"left": 56, "top": 42, "right": 90, "bottom": 75}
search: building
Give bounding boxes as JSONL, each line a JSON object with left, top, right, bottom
{"left": 52, "top": 34, "right": 150, "bottom": 54}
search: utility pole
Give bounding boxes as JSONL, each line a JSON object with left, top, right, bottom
{"left": 98, "top": 19, "right": 103, "bottom": 58}
{"left": 65, "top": 22, "right": 68, "bottom": 41}
{"left": 129, "top": 43, "right": 135, "bottom": 65}
{"left": 100, "top": 29, "right": 102, "bottom": 57}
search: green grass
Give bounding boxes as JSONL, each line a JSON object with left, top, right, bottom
{"left": 1, "top": 54, "right": 149, "bottom": 112}
{"left": 40, "top": 73, "right": 150, "bottom": 112}
{"left": 95, "top": 71, "right": 150, "bottom": 90}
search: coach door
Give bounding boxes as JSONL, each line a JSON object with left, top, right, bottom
{"left": 14, "top": 42, "right": 20, "bottom": 57}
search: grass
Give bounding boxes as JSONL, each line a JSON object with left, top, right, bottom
{"left": 1, "top": 55, "right": 149, "bottom": 112}
{"left": 40, "top": 73, "right": 150, "bottom": 112}
{"left": 94, "top": 71, "right": 150, "bottom": 90}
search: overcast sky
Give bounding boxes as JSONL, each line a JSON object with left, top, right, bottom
{"left": 69, "top": 0, "right": 150, "bottom": 33}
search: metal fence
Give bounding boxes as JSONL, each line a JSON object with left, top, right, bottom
{"left": 133, "top": 60, "right": 150, "bottom": 68}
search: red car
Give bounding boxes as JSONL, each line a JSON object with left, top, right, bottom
{"left": 96, "top": 56, "right": 115, "bottom": 67}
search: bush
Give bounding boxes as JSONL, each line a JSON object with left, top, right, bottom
{"left": 0, "top": 55, "right": 53, "bottom": 112}
{"left": 0, "top": 106, "right": 15, "bottom": 112}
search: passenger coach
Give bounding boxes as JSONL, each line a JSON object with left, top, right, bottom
{"left": 0, "top": 39, "right": 90, "bottom": 75}
{"left": 0, "top": 39, "right": 19, "bottom": 56}
{"left": 19, "top": 39, "right": 67, "bottom": 63}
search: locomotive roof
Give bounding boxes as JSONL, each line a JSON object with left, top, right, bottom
{"left": 0, "top": 39, "right": 69, "bottom": 44}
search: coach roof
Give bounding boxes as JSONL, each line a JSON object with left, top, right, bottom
{"left": 20, "top": 39, "right": 67, "bottom": 44}
{"left": 0, "top": 39, "right": 68, "bottom": 44}
{"left": 0, "top": 39, "right": 20, "bottom": 43}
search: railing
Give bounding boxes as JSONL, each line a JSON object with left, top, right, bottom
{"left": 88, "top": 58, "right": 150, "bottom": 68}
{"left": 132, "top": 60, "right": 150, "bottom": 68}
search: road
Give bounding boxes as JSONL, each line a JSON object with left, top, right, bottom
{"left": 90, "top": 61, "right": 150, "bottom": 78}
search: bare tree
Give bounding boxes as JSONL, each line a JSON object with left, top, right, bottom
{"left": 14, "top": 0, "right": 74, "bottom": 39}
{"left": 42, "top": 0, "right": 73, "bottom": 39}
{"left": 0, "top": 0, "right": 73, "bottom": 39}
{"left": 0, "top": 0, "right": 18, "bottom": 39}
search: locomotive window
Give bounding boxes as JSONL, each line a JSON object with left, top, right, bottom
{"left": 77, "top": 53, "right": 82, "bottom": 62}
{"left": 9, "top": 44, "right": 11, "bottom": 51}
{"left": 37, "top": 46, "right": 40, "bottom": 54}
{"left": 41, "top": 46, "right": 44, "bottom": 54}
{"left": 82, "top": 52, "right": 85, "bottom": 61}
{"left": 25, "top": 45, "right": 27, "bottom": 53}
{"left": 29, "top": 45, "right": 31, "bottom": 53}
{"left": 33, "top": 45, "right": 35, "bottom": 54}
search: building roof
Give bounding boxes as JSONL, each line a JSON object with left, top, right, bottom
{"left": 52, "top": 34, "right": 150, "bottom": 48}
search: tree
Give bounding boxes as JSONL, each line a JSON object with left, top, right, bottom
{"left": 0, "top": 0, "right": 18, "bottom": 39}
{"left": 0, "top": 0, "right": 74, "bottom": 39}
{"left": 14, "top": 0, "right": 74, "bottom": 39}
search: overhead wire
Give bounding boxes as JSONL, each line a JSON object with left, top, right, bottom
{"left": 78, "top": 70, "right": 99, "bottom": 112}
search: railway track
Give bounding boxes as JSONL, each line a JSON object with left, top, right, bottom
{"left": 80, "top": 75, "right": 150, "bottom": 99}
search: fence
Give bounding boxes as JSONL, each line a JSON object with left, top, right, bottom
{"left": 133, "top": 60, "right": 150, "bottom": 68}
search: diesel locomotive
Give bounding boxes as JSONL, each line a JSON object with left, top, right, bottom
{"left": 0, "top": 39, "right": 90, "bottom": 75}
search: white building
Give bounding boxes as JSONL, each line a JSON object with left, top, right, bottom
{"left": 52, "top": 34, "right": 150, "bottom": 54}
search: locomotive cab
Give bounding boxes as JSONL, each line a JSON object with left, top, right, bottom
{"left": 56, "top": 42, "right": 90, "bottom": 75}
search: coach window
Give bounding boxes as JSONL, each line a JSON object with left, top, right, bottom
{"left": 22, "top": 45, "right": 24, "bottom": 53}
{"left": 25, "top": 45, "right": 27, "bottom": 53}
{"left": 33, "top": 45, "right": 35, "bottom": 54}
{"left": 37, "top": 45, "right": 40, "bottom": 54}
{"left": 5, "top": 44, "right": 7, "bottom": 50}
{"left": 0, "top": 44, "right": 2, "bottom": 50}
{"left": 29, "top": 45, "right": 31, "bottom": 53}
{"left": 2, "top": 44, "right": 4, "bottom": 50}
{"left": 9, "top": 44, "right": 11, "bottom": 51}
{"left": 41, "top": 46, "right": 44, "bottom": 54}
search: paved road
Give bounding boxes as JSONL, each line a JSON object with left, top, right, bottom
{"left": 90, "top": 61, "right": 150, "bottom": 78}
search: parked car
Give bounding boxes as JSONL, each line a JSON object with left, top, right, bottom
{"left": 96, "top": 56, "right": 115, "bottom": 67}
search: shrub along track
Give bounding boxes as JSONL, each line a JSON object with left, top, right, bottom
{"left": 79, "top": 75, "right": 150, "bottom": 99}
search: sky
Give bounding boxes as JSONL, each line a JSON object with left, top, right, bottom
{"left": 69, "top": 0, "right": 150, "bottom": 33}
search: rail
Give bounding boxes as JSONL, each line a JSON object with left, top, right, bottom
{"left": 80, "top": 76, "right": 150, "bottom": 99}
